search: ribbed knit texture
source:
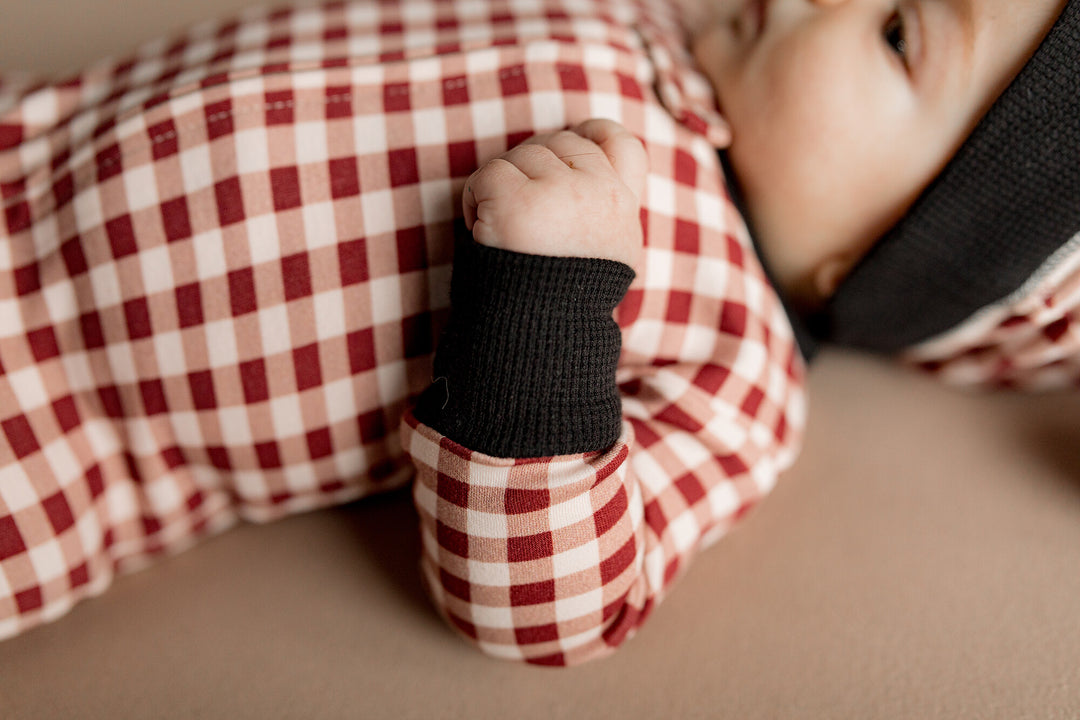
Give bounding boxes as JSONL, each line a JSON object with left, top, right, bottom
{"left": 814, "top": 0, "right": 1080, "bottom": 352}
{"left": 414, "top": 238, "right": 635, "bottom": 458}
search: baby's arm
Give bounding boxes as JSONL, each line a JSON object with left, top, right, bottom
{"left": 413, "top": 119, "right": 647, "bottom": 457}
{"left": 403, "top": 120, "right": 802, "bottom": 665}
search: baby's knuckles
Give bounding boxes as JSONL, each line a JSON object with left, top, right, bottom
{"left": 471, "top": 154, "right": 642, "bottom": 268}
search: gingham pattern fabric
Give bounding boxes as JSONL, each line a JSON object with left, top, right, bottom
{"left": 902, "top": 234, "right": 1080, "bottom": 390}
{"left": 0, "top": 0, "right": 806, "bottom": 656}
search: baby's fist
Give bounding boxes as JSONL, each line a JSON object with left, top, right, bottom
{"left": 462, "top": 119, "right": 648, "bottom": 268}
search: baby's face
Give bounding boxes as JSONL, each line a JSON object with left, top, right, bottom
{"left": 692, "top": 0, "right": 1067, "bottom": 309}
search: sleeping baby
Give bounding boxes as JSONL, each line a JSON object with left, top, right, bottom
{"left": 1, "top": 0, "right": 1076, "bottom": 665}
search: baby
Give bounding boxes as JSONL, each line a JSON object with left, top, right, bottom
{"left": 1, "top": 0, "right": 1077, "bottom": 665}
{"left": 408, "top": 0, "right": 1079, "bottom": 664}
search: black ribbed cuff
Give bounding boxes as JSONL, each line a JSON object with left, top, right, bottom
{"left": 414, "top": 237, "right": 635, "bottom": 458}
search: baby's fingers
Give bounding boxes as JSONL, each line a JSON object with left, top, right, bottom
{"left": 572, "top": 118, "right": 648, "bottom": 202}
{"left": 462, "top": 157, "right": 527, "bottom": 232}
{"left": 519, "top": 129, "right": 609, "bottom": 175}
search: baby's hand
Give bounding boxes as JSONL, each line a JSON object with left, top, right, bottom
{"left": 463, "top": 119, "right": 648, "bottom": 268}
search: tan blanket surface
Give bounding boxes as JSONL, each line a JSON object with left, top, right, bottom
{"left": 2, "top": 3, "right": 1079, "bottom": 717}
{"left": 2, "top": 350, "right": 1078, "bottom": 719}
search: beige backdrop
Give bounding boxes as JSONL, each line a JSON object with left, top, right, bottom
{"left": 2, "top": 2, "right": 1079, "bottom": 718}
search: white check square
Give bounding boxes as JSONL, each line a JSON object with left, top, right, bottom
{"left": 313, "top": 291, "right": 347, "bottom": 340}
{"left": 0, "top": 464, "right": 38, "bottom": 512}
{"left": 235, "top": 127, "right": 271, "bottom": 175}
{"left": 28, "top": 541, "right": 67, "bottom": 583}
{"left": 204, "top": 319, "right": 239, "bottom": 367}
{"left": 301, "top": 201, "right": 337, "bottom": 249}
{"left": 412, "top": 108, "right": 448, "bottom": 146}
{"left": 168, "top": 411, "right": 205, "bottom": 448}
{"left": 41, "top": 281, "right": 77, "bottom": 326}
{"left": 270, "top": 393, "right": 304, "bottom": 437}
{"left": 359, "top": 189, "right": 396, "bottom": 236}
{"left": 553, "top": 588, "right": 604, "bottom": 622}
{"left": 144, "top": 476, "right": 184, "bottom": 514}
{"left": 551, "top": 541, "right": 601, "bottom": 579}
{"left": 6, "top": 366, "right": 49, "bottom": 412}
{"left": 295, "top": 122, "right": 329, "bottom": 164}
{"left": 245, "top": 213, "right": 282, "bottom": 265}
{"left": 258, "top": 304, "right": 292, "bottom": 355}
{"left": 139, "top": 244, "right": 176, "bottom": 296}
{"left": 217, "top": 406, "right": 253, "bottom": 445}
{"left": 179, "top": 145, "right": 214, "bottom": 192}
{"left": 192, "top": 229, "right": 228, "bottom": 280}
{"left": 74, "top": 186, "right": 105, "bottom": 232}
{"left": 123, "top": 164, "right": 160, "bottom": 212}
{"left": 467, "top": 559, "right": 511, "bottom": 588}
{"left": 369, "top": 276, "right": 403, "bottom": 323}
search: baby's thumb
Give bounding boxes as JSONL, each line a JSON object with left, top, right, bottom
{"left": 574, "top": 118, "right": 648, "bottom": 202}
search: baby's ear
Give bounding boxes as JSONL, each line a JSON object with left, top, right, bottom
{"left": 812, "top": 251, "right": 862, "bottom": 302}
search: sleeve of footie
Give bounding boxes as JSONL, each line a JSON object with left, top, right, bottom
{"left": 402, "top": 237, "right": 805, "bottom": 666}
{"left": 413, "top": 237, "right": 634, "bottom": 458}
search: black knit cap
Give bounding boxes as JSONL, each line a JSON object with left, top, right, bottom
{"left": 810, "top": 0, "right": 1080, "bottom": 353}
